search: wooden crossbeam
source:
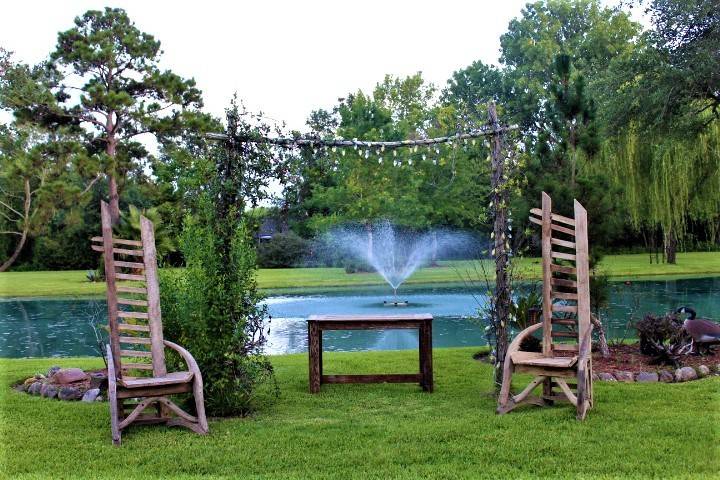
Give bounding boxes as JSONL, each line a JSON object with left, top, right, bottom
{"left": 530, "top": 208, "right": 576, "bottom": 226}
{"left": 118, "top": 311, "right": 149, "bottom": 319}
{"left": 91, "top": 245, "right": 145, "bottom": 256}
{"left": 116, "top": 273, "right": 146, "bottom": 282}
{"left": 121, "top": 349, "right": 152, "bottom": 357}
{"left": 118, "top": 323, "right": 149, "bottom": 332}
{"left": 552, "top": 291, "right": 578, "bottom": 300}
{"left": 119, "top": 336, "right": 151, "bottom": 344}
{"left": 121, "top": 363, "right": 153, "bottom": 370}
{"left": 551, "top": 239, "right": 576, "bottom": 250}
{"left": 117, "top": 298, "right": 148, "bottom": 307}
{"left": 551, "top": 278, "right": 578, "bottom": 288}
{"left": 551, "top": 251, "right": 577, "bottom": 261}
{"left": 117, "top": 285, "right": 147, "bottom": 294}
{"left": 552, "top": 304, "right": 578, "bottom": 313}
{"left": 114, "top": 261, "right": 145, "bottom": 269}
{"left": 91, "top": 236, "right": 143, "bottom": 247}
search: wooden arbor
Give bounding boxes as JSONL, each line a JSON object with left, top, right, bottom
{"left": 92, "top": 200, "right": 209, "bottom": 445}
{"left": 497, "top": 192, "right": 593, "bottom": 420}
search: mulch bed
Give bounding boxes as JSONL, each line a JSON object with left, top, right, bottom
{"left": 592, "top": 344, "right": 720, "bottom": 374}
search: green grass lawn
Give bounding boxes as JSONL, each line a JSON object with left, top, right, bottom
{"left": 1, "top": 348, "right": 718, "bottom": 479}
{"left": 1, "top": 251, "right": 719, "bottom": 297}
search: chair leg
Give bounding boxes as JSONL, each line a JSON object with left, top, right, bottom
{"left": 192, "top": 376, "right": 209, "bottom": 434}
{"left": 497, "top": 361, "right": 514, "bottom": 413}
{"left": 109, "top": 378, "right": 121, "bottom": 446}
{"left": 576, "top": 366, "right": 590, "bottom": 421}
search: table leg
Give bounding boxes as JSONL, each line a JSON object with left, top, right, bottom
{"left": 308, "top": 321, "right": 321, "bottom": 393}
{"left": 419, "top": 321, "right": 433, "bottom": 392}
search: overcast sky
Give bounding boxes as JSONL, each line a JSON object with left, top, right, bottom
{"left": 2, "top": 1, "right": 641, "bottom": 131}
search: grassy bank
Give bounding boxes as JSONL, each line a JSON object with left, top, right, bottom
{"left": 1, "top": 251, "right": 719, "bottom": 297}
{"left": 1, "top": 348, "right": 718, "bottom": 479}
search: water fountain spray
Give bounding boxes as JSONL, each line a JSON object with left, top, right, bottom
{"left": 325, "top": 221, "right": 472, "bottom": 306}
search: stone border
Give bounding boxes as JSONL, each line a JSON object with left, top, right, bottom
{"left": 13, "top": 366, "right": 107, "bottom": 402}
{"left": 593, "top": 364, "right": 720, "bottom": 383}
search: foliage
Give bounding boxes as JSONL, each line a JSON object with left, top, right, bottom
{"left": 635, "top": 313, "right": 691, "bottom": 365}
{"left": 256, "top": 231, "right": 308, "bottom": 268}
{"left": 159, "top": 99, "right": 284, "bottom": 416}
{"left": 117, "top": 204, "right": 177, "bottom": 260}
{"left": 509, "top": 287, "right": 542, "bottom": 352}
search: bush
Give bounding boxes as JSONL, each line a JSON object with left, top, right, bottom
{"left": 635, "top": 313, "right": 691, "bottom": 366}
{"left": 256, "top": 232, "right": 307, "bottom": 268}
{"left": 343, "top": 259, "right": 374, "bottom": 274}
{"left": 161, "top": 216, "right": 277, "bottom": 416}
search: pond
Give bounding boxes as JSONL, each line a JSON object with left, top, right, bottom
{"left": 1, "top": 276, "right": 719, "bottom": 358}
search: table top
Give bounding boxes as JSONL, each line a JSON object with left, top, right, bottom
{"left": 308, "top": 314, "right": 433, "bottom": 322}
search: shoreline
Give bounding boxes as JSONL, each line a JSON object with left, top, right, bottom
{"left": 1, "top": 252, "right": 718, "bottom": 298}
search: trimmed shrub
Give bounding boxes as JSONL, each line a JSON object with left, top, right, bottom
{"left": 257, "top": 232, "right": 307, "bottom": 268}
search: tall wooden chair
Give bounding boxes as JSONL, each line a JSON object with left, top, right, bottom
{"left": 92, "top": 200, "right": 209, "bottom": 445}
{"left": 497, "top": 192, "right": 593, "bottom": 420}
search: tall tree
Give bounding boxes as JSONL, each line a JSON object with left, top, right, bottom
{"left": 0, "top": 125, "right": 80, "bottom": 271}
{"left": 9, "top": 8, "right": 202, "bottom": 224}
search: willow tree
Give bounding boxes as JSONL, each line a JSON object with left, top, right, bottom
{"left": 602, "top": 122, "right": 720, "bottom": 262}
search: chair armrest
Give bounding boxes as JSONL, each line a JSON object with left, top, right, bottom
{"left": 508, "top": 322, "right": 543, "bottom": 354}
{"left": 164, "top": 340, "right": 202, "bottom": 376}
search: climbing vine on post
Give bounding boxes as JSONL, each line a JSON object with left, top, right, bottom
{"left": 487, "top": 102, "right": 512, "bottom": 393}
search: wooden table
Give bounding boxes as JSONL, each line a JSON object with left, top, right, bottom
{"left": 307, "top": 314, "right": 433, "bottom": 393}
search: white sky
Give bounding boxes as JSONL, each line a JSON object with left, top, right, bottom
{"left": 1, "top": 0, "right": 533, "bottom": 131}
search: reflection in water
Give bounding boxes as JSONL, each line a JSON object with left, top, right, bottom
{"left": 1, "top": 276, "right": 719, "bottom": 357}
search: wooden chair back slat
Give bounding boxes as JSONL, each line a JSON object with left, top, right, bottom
{"left": 140, "top": 215, "right": 167, "bottom": 378}
{"left": 537, "top": 191, "right": 591, "bottom": 354}
{"left": 94, "top": 200, "right": 167, "bottom": 382}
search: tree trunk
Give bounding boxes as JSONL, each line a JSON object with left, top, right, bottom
{"left": 0, "top": 178, "right": 31, "bottom": 272}
{"left": 664, "top": 229, "right": 677, "bottom": 264}
{"left": 488, "top": 102, "right": 511, "bottom": 394}
{"left": 106, "top": 120, "right": 121, "bottom": 225}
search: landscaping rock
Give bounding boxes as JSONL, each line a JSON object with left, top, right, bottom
{"left": 23, "top": 376, "right": 39, "bottom": 386}
{"left": 614, "top": 371, "right": 634, "bottom": 382}
{"left": 89, "top": 372, "right": 108, "bottom": 390}
{"left": 591, "top": 373, "right": 599, "bottom": 381}
{"left": 40, "top": 383, "right": 58, "bottom": 399}
{"left": 28, "top": 381, "right": 43, "bottom": 395}
{"left": 52, "top": 368, "right": 88, "bottom": 385}
{"left": 636, "top": 372, "right": 659, "bottom": 382}
{"left": 95, "top": 396, "right": 103, "bottom": 402}
{"left": 697, "top": 365, "right": 710, "bottom": 377}
{"left": 674, "top": 366, "right": 698, "bottom": 382}
{"left": 598, "top": 372, "right": 616, "bottom": 381}
{"left": 13, "top": 384, "right": 26, "bottom": 393}
{"left": 659, "top": 371, "right": 674, "bottom": 383}
{"left": 58, "top": 386, "right": 82, "bottom": 401}
{"left": 46, "top": 365, "right": 61, "bottom": 378}
{"left": 82, "top": 388, "right": 100, "bottom": 403}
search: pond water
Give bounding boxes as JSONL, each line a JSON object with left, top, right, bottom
{"left": 1, "top": 276, "right": 718, "bottom": 358}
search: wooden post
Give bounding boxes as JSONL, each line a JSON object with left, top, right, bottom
{"left": 101, "top": 201, "right": 122, "bottom": 379}
{"left": 419, "top": 319, "right": 433, "bottom": 392}
{"left": 308, "top": 321, "right": 321, "bottom": 393}
{"left": 141, "top": 216, "right": 167, "bottom": 378}
{"left": 541, "top": 192, "right": 553, "bottom": 356}
{"left": 488, "top": 102, "right": 511, "bottom": 393}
